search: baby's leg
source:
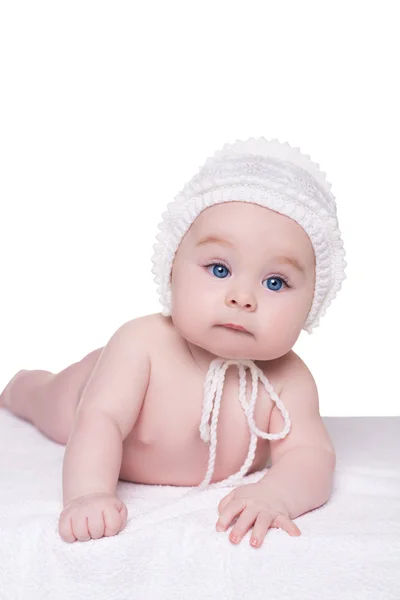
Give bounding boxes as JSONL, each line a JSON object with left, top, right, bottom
{"left": 0, "top": 348, "right": 103, "bottom": 444}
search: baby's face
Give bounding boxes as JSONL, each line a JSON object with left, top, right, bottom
{"left": 170, "top": 202, "right": 316, "bottom": 361}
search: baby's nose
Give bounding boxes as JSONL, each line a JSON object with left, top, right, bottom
{"left": 226, "top": 292, "right": 257, "bottom": 311}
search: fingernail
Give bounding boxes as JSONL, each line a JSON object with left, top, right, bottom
{"left": 216, "top": 524, "right": 224, "bottom": 532}
{"left": 250, "top": 538, "right": 259, "bottom": 547}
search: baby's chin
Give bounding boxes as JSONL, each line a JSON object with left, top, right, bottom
{"left": 201, "top": 325, "right": 292, "bottom": 362}
{"left": 202, "top": 325, "right": 261, "bottom": 361}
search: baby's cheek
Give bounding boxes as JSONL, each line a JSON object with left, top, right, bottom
{"left": 262, "top": 312, "right": 300, "bottom": 355}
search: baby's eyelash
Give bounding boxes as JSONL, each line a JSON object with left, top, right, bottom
{"left": 202, "top": 261, "right": 292, "bottom": 288}
{"left": 269, "top": 273, "right": 290, "bottom": 287}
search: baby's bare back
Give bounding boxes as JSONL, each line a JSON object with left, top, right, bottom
{"left": 116, "top": 314, "right": 283, "bottom": 486}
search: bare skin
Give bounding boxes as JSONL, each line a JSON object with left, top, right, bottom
{"left": 0, "top": 313, "right": 288, "bottom": 540}
{"left": 1, "top": 202, "right": 333, "bottom": 545}
{"left": 0, "top": 313, "right": 283, "bottom": 481}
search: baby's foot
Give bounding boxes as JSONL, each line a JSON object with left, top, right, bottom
{"left": 0, "top": 370, "right": 29, "bottom": 410}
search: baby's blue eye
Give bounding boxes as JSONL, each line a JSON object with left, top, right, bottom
{"left": 207, "top": 264, "right": 229, "bottom": 278}
{"left": 264, "top": 277, "right": 284, "bottom": 291}
{"left": 206, "top": 265, "right": 286, "bottom": 291}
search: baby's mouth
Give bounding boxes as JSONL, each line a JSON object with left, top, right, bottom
{"left": 217, "top": 324, "right": 252, "bottom": 335}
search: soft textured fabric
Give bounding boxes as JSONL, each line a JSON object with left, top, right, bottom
{"left": 1, "top": 412, "right": 399, "bottom": 600}
{"left": 150, "top": 137, "right": 347, "bottom": 333}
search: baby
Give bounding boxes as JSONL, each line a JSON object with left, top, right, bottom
{"left": 0, "top": 137, "right": 346, "bottom": 549}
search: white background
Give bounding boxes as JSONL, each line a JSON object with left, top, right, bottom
{"left": 0, "top": 1, "right": 399, "bottom": 416}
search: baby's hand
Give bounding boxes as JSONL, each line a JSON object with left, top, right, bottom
{"left": 58, "top": 493, "right": 128, "bottom": 543}
{"left": 216, "top": 482, "right": 301, "bottom": 548}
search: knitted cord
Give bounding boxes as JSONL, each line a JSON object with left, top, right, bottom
{"left": 197, "top": 358, "right": 291, "bottom": 491}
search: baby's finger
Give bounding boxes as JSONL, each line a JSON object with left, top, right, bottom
{"left": 119, "top": 503, "right": 128, "bottom": 530}
{"left": 217, "top": 491, "right": 235, "bottom": 513}
{"left": 102, "top": 505, "right": 123, "bottom": 537}
{"left": 87, "top": 510, "right": 106, "bottom": 540}
{"left": 250, "top": 510, "right": 275, "bottom": 547}
{"left": 272, "top": 513, "right": 302, "bottom": 536}
{"left": 216, "top": 498, "right": 246, "bottom": 531}
{"left": 72, "top": 514, "right": 91, "bottom": 542}
{"left": 58, "top": 514, "right": 76, "bottom": 543}
{"left": 229, "top": 508, "right": 258, "bottom": 544}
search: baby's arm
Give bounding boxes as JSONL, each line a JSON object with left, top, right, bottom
{"left": 59, "top": 319, "right": 150, "bottom": 541}
{"left": 215, "top": 353, "right": 336, "bottom": 547}
{"left": 259, "top": 352, "right": 336, "bottom": 519}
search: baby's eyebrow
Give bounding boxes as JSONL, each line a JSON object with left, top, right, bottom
{"left": 196, "top": 235, "right": 235, "bottom": 249}
{"left": 195, "top": 235, "right": 306, "bottom": 274}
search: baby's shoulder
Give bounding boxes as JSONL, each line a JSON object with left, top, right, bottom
{"left": 118, "top": 312, "right": 175, "bottom": 353}
{"left": 267, "top": 349, "right": 309, "bottom": 371}
{"left": 256, "top": 350, "right": 311, "bottom": 393}
{"left": 122, "top": 312, "right": 162, "bottom": 330}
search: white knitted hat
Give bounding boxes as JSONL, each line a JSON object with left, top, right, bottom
{"left": 150, "top": 137, "right": 347, "bottom": 333}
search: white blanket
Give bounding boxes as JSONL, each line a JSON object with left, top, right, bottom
{"left": 1, "top": 412, "right": 399, "bottom": 600}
